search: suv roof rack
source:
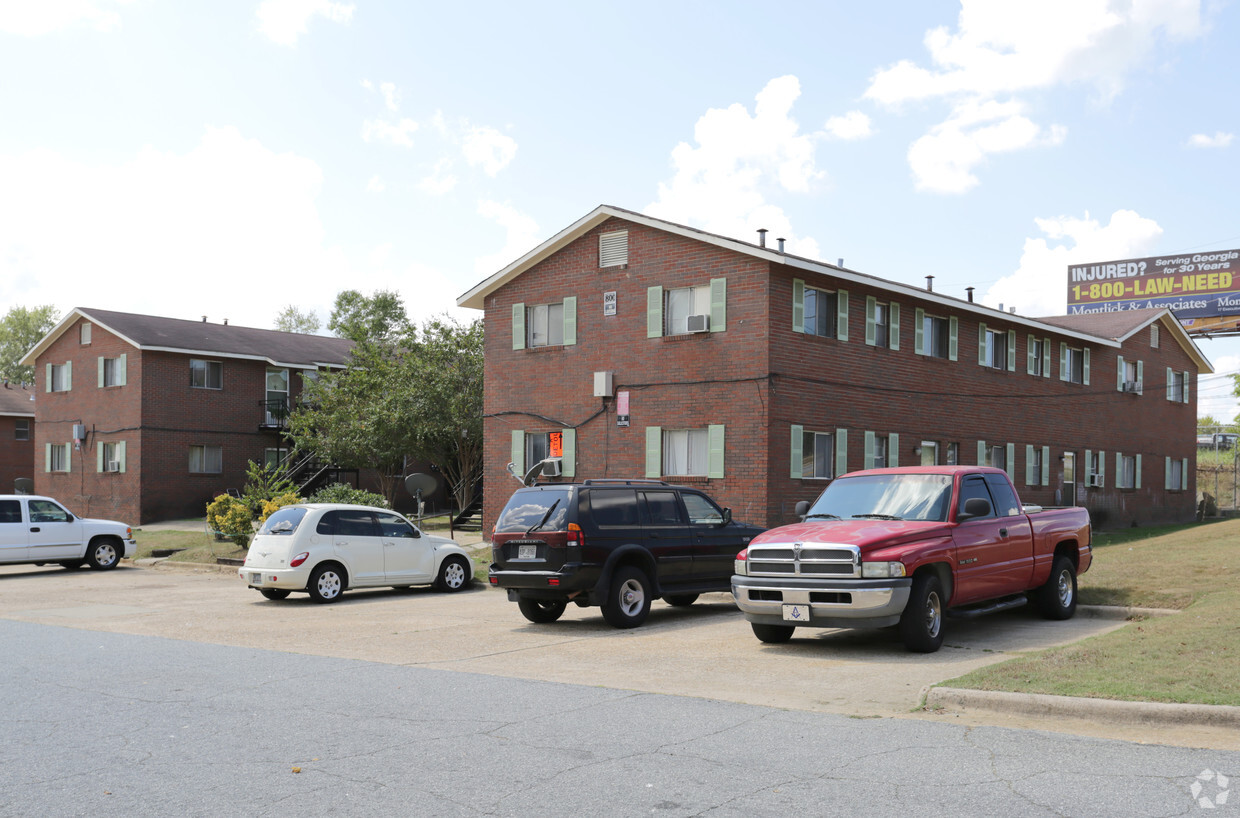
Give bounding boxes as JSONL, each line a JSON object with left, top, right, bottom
{"left": 580, "top": 478, "right": 670, "bottom": 486}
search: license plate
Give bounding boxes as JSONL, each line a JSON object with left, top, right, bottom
{"left": 782, "top": 604, "right": 811, "bottom": 623}
{"left": 518, "top": 544, "right": 537, "bottom": 560}
{"left": 250, "top": 573, "right": 262, "bottom": 585}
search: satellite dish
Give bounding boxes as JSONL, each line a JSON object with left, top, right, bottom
{"left": 14, "top": 477, "right": 33, "bottom": 495}
{"left": 404, "top": 473, "right": 439, "bottom": 497}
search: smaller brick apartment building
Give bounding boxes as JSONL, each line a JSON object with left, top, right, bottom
{"left": 22, "top": 308, "right": 353, "bottom": 524}
{"left": 0, "top": 381, "right": 36, "bottom": 492}
{"left": 458, "top": 205, "right": 1211, "bottom": 532}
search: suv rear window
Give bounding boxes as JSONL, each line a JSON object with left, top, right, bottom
{"left": 258, "top": 506, "right": 308, "bottom": 535}
{"left": 496, "top": 489, "right": 572, "bottom": 533}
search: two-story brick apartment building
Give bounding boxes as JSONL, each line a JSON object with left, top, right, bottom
{"left": 0, "top": 381, "right": 36, "bottom": 492}
{"left": 21, "top": 308, "right": 353, "bottom": 524}
{"left": 459, "top": 205, "right": 1210, "bottom": 531}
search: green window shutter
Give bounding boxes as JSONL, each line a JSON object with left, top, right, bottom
{"left": 835, "top": 428, "right": 848, "bottom": 477}
{"left": 708, "top": 424, "right": 725, "bottom": 478}
{"left": 645, "top": 426, "right": 662, "bottom": 478}
{"left": 864, "top": 431, "right": 875, "bottom": 469}
{"left": 977, "top": 440, "right": 987, "bottom": 466}
{"left": 1166, "top": 367, "right": 1174, "bottom": 401}
{"left": 1136, "top": 360, "right": 1143, "bottom": 392}
{"left": 865, "top": 296, "right": 876, "bottom": 345}
{"left": 914, "top": 308, "right": 925, "bottom": 354}
{"left": 64, "top": 361, "right": 71, "bottom": 391}
{"left": 1059, "top": 343, "right": 1068, "bottom": 380}
{"left": 709, "top": 278, "right": 726, "bottom": 332}
{"left": 1135, "top": 454, "right": 1142, "bottom": 489}
{"left": 836, "top": 289, "right": 849, "bottom": 341}
{"left": 1116, "top": 452, "right": 1123, "bottom": 487}
{"left": 1025, "top": 445, "right": 1036, "bottom": 485}
{"left": 647, "top": 286, "right": 663, "bottom": 338}
{"left": 1098, "top": 450, "right": 1105, "bottom": 483}
{"left": 790, "top": 424, "right": 803, "bottom": 479}
{"left": 1165, "top": 457, "right": 1172, "bottom": 490}
{"left": 1183, "top": 371, "right": 1190, "bottom": 403}
{"left": 948, "top": 316, "right": 958, "bottom": 361}
{"left": 1042, "top": 338, "right": 1051, "bottom": 378}
{"left": 562, "top": 297, "right": 577, "bottom": 346}
{"left": 1181, "top": 458, "right": 1188, "bottom": 490}
{"left": 889, "top": 433, "right": 899, "bottom": 467}
{"left": 64, "top": 443, "right": 71, "bottom": 473}
{"left": 118, "top": 441, "right": 127, "bottom": 474}
{"left": 1116, "top": 356, "right": 1125, "bottom": 391}
{"left": 45, "top": 363, "right": 52, "bottom": 393}
{"left": 978, "top": 322, "right": 988, "bottom": 366}
{"left": 1007, "top": 330, "right": 1016, "bottom": 371}
{"left": 44, "top": 443, "right": 51, "bottom": 472}
{"left": 511, "top": 303, "right": 525, "bottom": 350}
{"left": 792, "top": 279, "right": 805, "bottom": 333}
{"left": 1027, "top": 335, "right": 1037, "bottom": 375}
{"left": 1041, "top": 446, "right": 1050, "bottom": 486}
{"left": 1083, "top": 348, "right": 1091, "bottom": 385}
{"left": 511, "top": 430, "right": 524, "bottom": 475}
{"left": 889, "top": 303, "right": 900, "bottom": 350}
{"left": 117, "top": 354, "right": 127, "bottom": 386}
{"left": 560, "top": 428, "right": 575, "bottom": 477}
{"left": 97, "top": 444, "right": 105, "bottom": 473}
{"left": 1005, "top": 443, "right": 1015, "bottom": 481}
{"left": 98, "top": 357, "right": 105, "bottom": 388}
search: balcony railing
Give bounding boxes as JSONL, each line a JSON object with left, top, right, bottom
{"left": 260, "top": 398, "right": 289, "bottom": 430}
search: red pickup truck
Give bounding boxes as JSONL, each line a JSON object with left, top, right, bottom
{"left": 731, "top": 466, "right": 1092, "bottom": 652}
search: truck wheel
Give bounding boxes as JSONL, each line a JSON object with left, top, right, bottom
{"left": 664, "top": 593, "right": 699, "bottom": 607}
{"left": 1037, "top": 555, "right": 1077, "bottom": 620}
{"left": 751, "top": 623, "right": 794, "bottom": 644}
{"left": 601, "top": 566, "right": 652, "bottom": 628}
{"left": 900, "top": 573, "right": 945, "bottom": 653}
{"left": 86, "top": 538, "right": 121, "bottom": 570}
{"left": 517, "top": 596, "right": 567, "bottom": 623}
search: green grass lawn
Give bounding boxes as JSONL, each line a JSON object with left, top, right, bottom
{"left": 945, "top": 518, "right": 1240, "bottom": 705}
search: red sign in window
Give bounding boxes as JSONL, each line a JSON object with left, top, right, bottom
{"left": 549, "top": 432, "right": 563, "bottom": 458}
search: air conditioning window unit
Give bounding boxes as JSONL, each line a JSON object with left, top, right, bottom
{"left": 540, "top": 458, "right": 562, "bottom": 477}
{"left": 1086, "top": 474, "right": 1104, "bottom": 487}
{"left": 686, "top": 314, "right": 710, "bottom": 333}
{"left": 1122, "top": 380, "right": 1142, "bottom": 393}
{"left": 106, "top": 461, "right": 121, "bottom": 473}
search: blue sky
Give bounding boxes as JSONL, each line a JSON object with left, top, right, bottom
{"left": 2, "top": 0, "right": 1239, "bottom": 418}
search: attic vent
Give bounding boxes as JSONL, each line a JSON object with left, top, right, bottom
{"left": 599, "top": 230, "right": 629, "bottom": 268}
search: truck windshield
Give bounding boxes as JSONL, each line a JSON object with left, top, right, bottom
{"left": 805, "top": 474, "right": 953, "bottom": 522}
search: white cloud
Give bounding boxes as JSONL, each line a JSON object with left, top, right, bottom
{"left": 256, "top": 0, "right": 354, "bottom": 46}
{"left": 645, "top": 75, "right": 824, "bottom": 260}
{"left": 462, "top": 127, "right": 518, "bottom": 177}
{"left": 909, "top": 98, "right": 1067, "bottom": 193}
{"left": 823, "top": 111, "right": 873, "bottom": 140}
{"left": 366, "top": 175, "right": 385, "bottom": 192}
{"left": 982, "top": 209, "right": 1163, "bottom": 316}
{"left": 866, "top": 0, "right": 1203, "bottom": 192}
{"left": 368, "top": 243, "right": 393, "bottom": 265}
{"left": 0, "top": 0, "right": 133, "bottom": 36}
{"left": 380, "top": 82, "right": 400, "bottom": 113}
{"left": 0, "top": 126, "right": 355, "bottom": 330}
{"left": 1198, "top": 354, "right": 1240, "bottom": 422}
{"left": 361, "top": 116, "right": 418, "bottom": 148}
{"left": 1187, "top": 131, "right": 1234, "bottom": 149}
{"left": 418, "top": 158, "right": 457, "bottom": 195}
{"left": 474, "top": 200, "right": 539, "bottom": 275}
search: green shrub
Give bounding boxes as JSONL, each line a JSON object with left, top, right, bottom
{"left": 308, "top": 483, "right": 390, "bottom": 508}
{"left": 241, "top": 460, "right": 298, "bottom": 517}
{"left": 206, "top": 494, "right": 255, "bottom": 548}
{"left": 260, "top": 491, "right": 303, "bottom": 523}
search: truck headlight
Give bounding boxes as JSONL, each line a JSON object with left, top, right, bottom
{"left": 861, "top": 561, "right": 906, "bottom": 578}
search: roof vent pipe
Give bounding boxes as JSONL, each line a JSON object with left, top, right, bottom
{"left": 966, "top": 286, "right": 975, "bottom": 302}
{"left": 925, "top": 275, "right": 934, "bottom": 292}
{"left": 838, "top": 258, "right": 844, "bottom": 267}
{"left": 757, "top": 228, "right": 768, "bottom": 248}
{"left": 777, "top": 238, "right": 785, "bottom": 253}
{"left": 1009, "top": 307, "right": 1016, "bottom": 314}
{"left": 999, "top": 303, "right": 1004, "bottom": 312}
{"left": 224, "top": 318, "right": 229, "bottom": 325}
{"left": 202, "top": 316, "right": 207, "bottom": 322}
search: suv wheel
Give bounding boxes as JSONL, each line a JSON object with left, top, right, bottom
{"left": 602, "top": 566, "right": 652, "bottom": 629}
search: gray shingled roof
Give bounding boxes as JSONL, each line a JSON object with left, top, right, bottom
{"left": 27, "top": 308, "right": 355, "bottom": 369}
{"left": 1034, "top": 308, "right": 1165, "bottom": 341}
{"left": 0, "top": 382, "right": 36, "bottom": 416}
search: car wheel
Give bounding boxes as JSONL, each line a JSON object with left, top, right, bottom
{"left": 751, "top": 623, "right": 795, "bottom": 643}
{"left": 86, "top": 538, "right": 121, "bottom": 570}
{"left": 664, "top": 593, "right": 699, "bottom": 607}
{"left": 434, "top": 555, "right": 471, "bottom": 592}
{"left": 900, "top": 572, "right": 945, "bottom": 653}
{"left": 601, "top": 566, "right": 652, "bottom": 629}
{"left": 1037, "top": 555, "right": 1077, "bottom": 620}
{"left": 260, "top": 588, "right": 291, "bottom": 601}
{"left": 307, "top": 564, "right": 345, "bottom": 603}
{"left": 517, "top": 596, "right": 567, "bottom": 623}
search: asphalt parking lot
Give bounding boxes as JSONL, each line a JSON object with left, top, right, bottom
{"left": 2, "top": 559, "right": 1233, "bottom": 749}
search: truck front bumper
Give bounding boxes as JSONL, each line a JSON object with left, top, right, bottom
{"left": 731, "top": 574, "right": 913, "bottom": 629}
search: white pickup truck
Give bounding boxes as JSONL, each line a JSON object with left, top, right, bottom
{"left": 0, "top": 495, "right": 136, "bottom": 570}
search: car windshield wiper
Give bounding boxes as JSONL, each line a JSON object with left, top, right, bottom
{"left": 851, "top": 513, "right": 904, "bottom": 520}
{"left": 803, "top": 512, "right": 841, "bottom": 520}
{"left": 526, "top": 499, "right": 561, "bottom": 535}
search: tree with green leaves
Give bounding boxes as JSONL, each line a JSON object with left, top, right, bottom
{"left": 274, "top": 305, "right": 321, "bottom": 335}
{"left": 0, "top": 305, "right": 58, "bottom": 383}
{"left": 328, "top": 289, "right": 410, "bottom": 346}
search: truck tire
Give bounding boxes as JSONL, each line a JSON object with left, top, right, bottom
{"left": 900, "top": 573, "right": 945, "bottom": 653}
{"left": 664, "top": 593, "right": 699, "bottom": 607}
{"left": 751, "top": 623, "right": 794, "bottom": 644}
{"left": 517, "top": 596, "right": 567, "bottom": 623}
{"left": 601, "top": 566, "right": 652, "bottom": 628}
{"left": 1037, "top": 555, "right": 1077, "bottom": 620}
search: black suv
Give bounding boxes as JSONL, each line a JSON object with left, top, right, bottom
{"left": 489, "top": 479, "right": 765, "bottom": 628}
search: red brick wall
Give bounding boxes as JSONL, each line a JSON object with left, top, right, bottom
{"left": 0, "top": 410, "right": 35, "bottom": 492}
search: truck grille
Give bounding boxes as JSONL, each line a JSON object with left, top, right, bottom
{"left": 746, "top": 543, "right": 860, "bottom": 578}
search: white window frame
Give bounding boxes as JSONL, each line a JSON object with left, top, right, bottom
{"left": 190, "top": 359, "right": 223, "bottom": 390}
{"left": 15, "top": 419, "right": 30, "bottom": 441}
{"left": 663, "top": 428, "right": 709, "bottom": 476}
{"left": 48, "top": 442, "right": 70, "bottom": 472}
{"left": 48, "top": 362, "right": 71, "bottom": 392}
{"left": 80, "top": 323, "right": 91, "bottom": 345}
{"left": 665, "top": 285, "right": 711, "bottom": 336}
{"left": 945, "top": 442, "right": 959, "bottom": 465}
{"left": 528, "top": 302, "right": 565, "bottom": 347}
{"left": 802, "top": 285, "right": 838, "bottom": 338}
{"left": 101, "top": 355, "right": 125, "bottom": 388}
{"left": 981, "top": 327, "right": 1008, "bottom": 370}
{"left": 1167, "top": 369, "right": 1189, "bottom": 403}
{"left": 1166, "top": 457, "right": 1186, "bottom": 491}
{"left": 1117, "top": 452, "right": 1139, "bottom": 489}
{"left": 189, "top": 444, "right": 223, "bottom": 474}
{"left": 1060, "top": 345, "right": 1089, "bottom": 385}
{"left": 917, "top": 312, "right": 956, "bottom": 360}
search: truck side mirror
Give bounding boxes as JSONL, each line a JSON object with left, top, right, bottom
{"left": 957, "top": 497, "right": 991, "bottom": 521}
{"left": 795, "top": 500, "right": 810, "bottom": 520}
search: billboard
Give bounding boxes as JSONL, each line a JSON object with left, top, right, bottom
{"left": 1065, "top": 250, "right": 1240, "bottom": 320}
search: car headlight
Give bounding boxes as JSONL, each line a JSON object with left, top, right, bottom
{"left": 861, "top": 561, "right": 906, "bottom": 578}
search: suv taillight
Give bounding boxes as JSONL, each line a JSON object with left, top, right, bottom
{"left": 566, "top": 522, "right": 583, "bottom": 548}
